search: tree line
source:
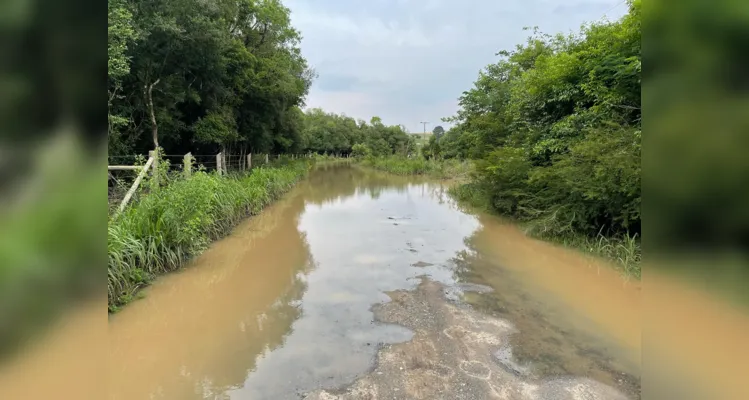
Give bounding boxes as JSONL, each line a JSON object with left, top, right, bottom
{"left": 301, "top": 108, "right": 414, "bottom": 157}
{"left": 431, "top": 0, "right": 641, "bottom": 240}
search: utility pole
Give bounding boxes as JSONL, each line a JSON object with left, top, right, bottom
{"left": 420, "top": 121, "right": 429, "bottom": 143}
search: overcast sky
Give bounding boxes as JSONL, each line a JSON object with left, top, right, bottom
{"left": 286, "top": 0, "right": 628, "bottom": 133}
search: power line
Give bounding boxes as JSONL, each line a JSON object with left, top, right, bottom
{"left": 599, "top": 0, "right": 626, "bottom": 20}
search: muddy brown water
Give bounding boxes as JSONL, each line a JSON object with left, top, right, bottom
{"left": 106, "top": 165, "right": 641, "bottom": 399}
{"left": 3, "top": 165, "right": 749, "bottom": 399}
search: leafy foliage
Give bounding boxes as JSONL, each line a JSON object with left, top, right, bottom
{"left": 444, "top": 2, "right": 641, "bottom": 262}
{"left": 432, "top": 125, "right": 445, "bottom": 140}
{"left": 107, "top": 0, "right": 315, "bottom": 157}
{"left": 300, "top": 109, "right": 415, "bottom": 156}
{"left": 351, "top": 143, "right": 372, "bottom": 159}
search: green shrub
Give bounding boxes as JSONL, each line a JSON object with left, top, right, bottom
{"left": 351, "top": 143, "right": 372, "bottom": 159}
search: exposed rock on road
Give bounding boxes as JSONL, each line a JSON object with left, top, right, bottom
{"left": 304, "top": 279, "right": 630, "bottom": 400}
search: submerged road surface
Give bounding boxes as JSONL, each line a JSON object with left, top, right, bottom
{"left": 107, "top": 165, "right": 643, "bottom": 399}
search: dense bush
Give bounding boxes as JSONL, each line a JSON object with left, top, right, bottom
{"left": 107, "top": 162, "right": 310, "bottom": 310}
{"left": 351, "top": 143, "right": 372, "bottom": 159}
{"left": 442, "top": 2, "right": 640, "bottom": 249}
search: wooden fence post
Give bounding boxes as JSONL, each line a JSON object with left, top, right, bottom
{"left": 217, "top": 152, "right": 223, "bottom": 175}
{"left": 149, "top": 150, "right": 159, "bottom": 189}
{"left": 247, "top": 153, "right": 252, "bottom": 170}
{"left": 265, "top": 154, "right": 269, "bottom": 163}
{"left": 183, "top": 152, "right": 192, "bottom": 178}
{"left": 116, "top": 155, "right": 155, "bottom": 216}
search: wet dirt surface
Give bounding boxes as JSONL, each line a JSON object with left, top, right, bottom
{"left": 304, "top": 278, "right": 630, "bottom": 400}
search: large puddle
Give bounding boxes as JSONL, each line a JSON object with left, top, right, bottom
{"left": 6, "top": 165, "right": 749, "bottom": 399}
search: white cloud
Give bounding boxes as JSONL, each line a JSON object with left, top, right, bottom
{"left": 287, "top": 0, "right": 628, "bottom": 132}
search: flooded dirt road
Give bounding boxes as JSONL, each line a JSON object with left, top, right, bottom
{"left": 5, "top": 164, "right": 749, "bottom": 399}
{"left": 104, "top": 165, "right": 640, "bottom": 399}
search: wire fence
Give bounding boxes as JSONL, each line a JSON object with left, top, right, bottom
{"left": 107, "top": 151, "right": 331, "bottom": 214}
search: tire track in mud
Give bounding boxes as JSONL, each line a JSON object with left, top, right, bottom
{"left": 303, "top": 278, "right": 633, "bottom": 400}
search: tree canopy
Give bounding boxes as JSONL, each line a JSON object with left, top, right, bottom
{"left": 107, "top": 0, "right": 315, "bottom": 157}
{"left": 300, "top": 109, "right": 414, "bottom": 156}
{"left": 432, "top": 125, "right": 445, "bottom": 140}
{"left": 443, "top": 0, "right": 641, "bottom": 238}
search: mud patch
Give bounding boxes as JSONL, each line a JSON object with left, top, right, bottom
{"left": 304, "top": 278, "right": 632, "bottom": 400}
{"left": 411, "top": 261, "right": 434, "bottom": 268}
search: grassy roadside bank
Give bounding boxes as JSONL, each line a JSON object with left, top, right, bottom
{"left": 107, "top": 161, "right": 311, "bottom": 311}
{"left": 449, "top": 182, "right": 641, "bottom": 279}
{"left": 359, "top": 156, "right": 471, "bottom": 179}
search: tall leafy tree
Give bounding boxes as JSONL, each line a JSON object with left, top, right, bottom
{"left": 108, "top": 0, "right": 314, "bottom": 157}
{"left": 432, "top": 125, "right": 445, "bottom": 140}
{"left": 446, "top": 1, "right": 641, "bottom": 238}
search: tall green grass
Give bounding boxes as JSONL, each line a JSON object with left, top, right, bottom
{"left": 360, "top": 156, "right": 471, "bottom": 179}
{"left": 548, "top": 232, "right": 641, "bottom": 279}
{"left": 107, "top": 162, "right": 310, "bottom": 310}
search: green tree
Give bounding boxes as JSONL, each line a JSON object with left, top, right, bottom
{"left": 447, "top": 1, "right": 641, "bottom": 239}
{"left": 108, "top": 0, "right": 138, "bottom": 154}
{"left": 299, "top": 110, "right": 412, "bottom": 156}
{"left": 351, "top": 143, "right": 372, "bottom": 159}
{"left": 432, "top": 125, "right": 445, "bottom": 140}
{"left": 108, "top": 0, "right": 314, "bottom": 157}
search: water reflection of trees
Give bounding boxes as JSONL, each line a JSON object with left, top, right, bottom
{"left": 299, "top": 164, "right": 454, "bottom": 208}
{"left": 184, "top": 166, "right": 422, "bottom": 399}
{"left": 130, "top": 190, "right": 316, "bottom": 400}
{"left": 131, "top": 165, "right": 469, "bottom": 400}
{"left": 197, "top": 265, "right": 313, "bottom": 400}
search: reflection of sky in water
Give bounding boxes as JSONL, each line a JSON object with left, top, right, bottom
{"left": 105, "top": 167, "right": 644, "bottom": 400}
{"left": 232, "top": 182, "right": 480, "bottom": 399}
